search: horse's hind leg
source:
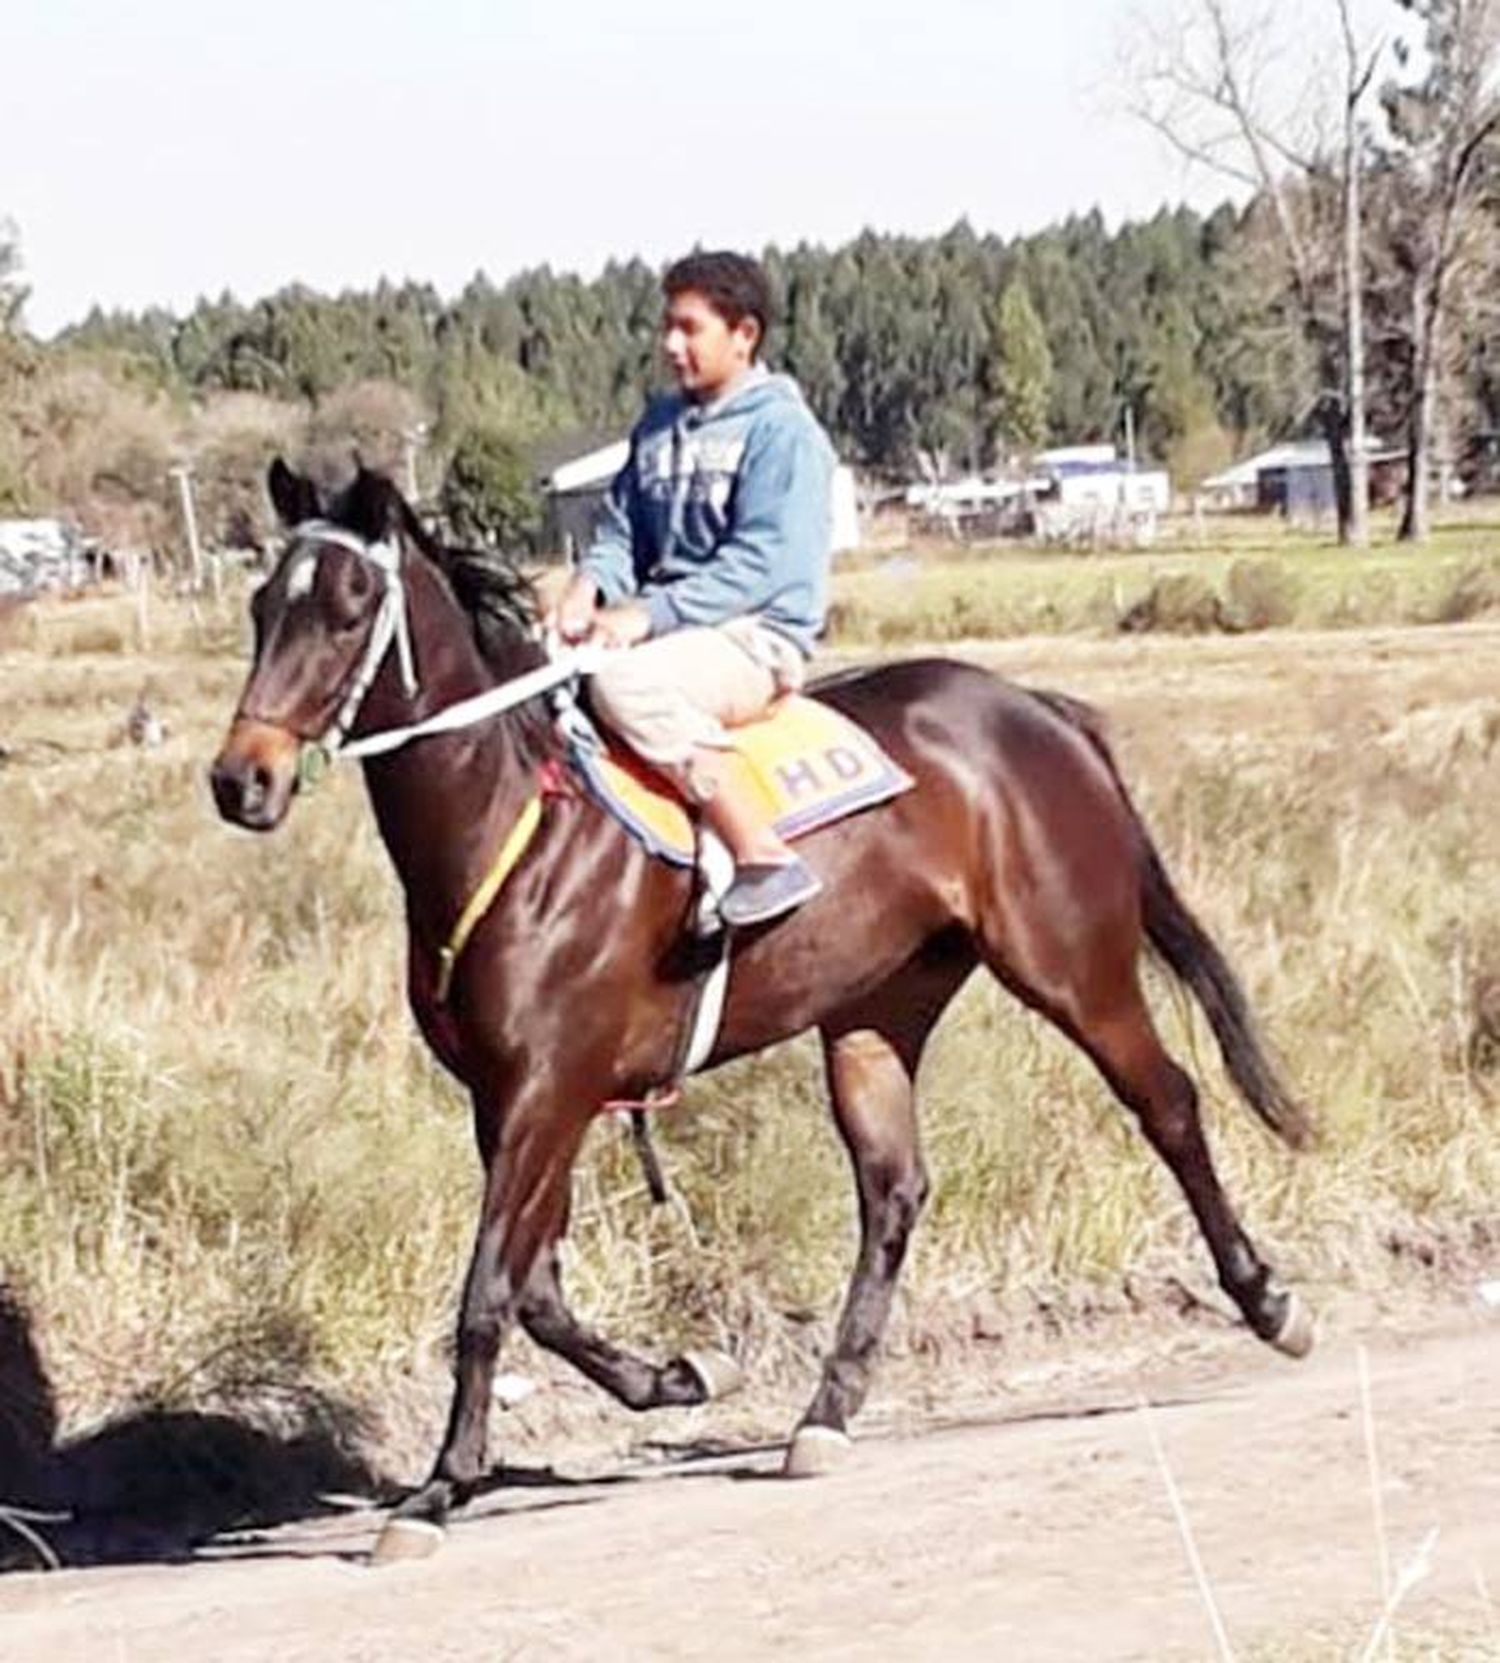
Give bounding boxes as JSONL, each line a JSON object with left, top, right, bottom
{"left": 970, "top": 738, "right": 1309, "bottom": 1356}
{"left": 1069, "top": 987, "right": 1311, "bottom": 1353}
{"left": 517, "top": 1245, "right": 742, "bottom": 1409}
{"left": 786, "top": 951, "right": 970, "bottom": 1478}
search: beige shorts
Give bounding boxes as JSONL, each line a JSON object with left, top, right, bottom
{"left": 589, "top": 619, "right": 805, "bottom": 794}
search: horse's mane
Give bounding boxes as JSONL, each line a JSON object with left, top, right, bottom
{"left": 432, "top": 541, "right": 539, "bottom": 672}
{"left": 328, "top": 466, "right": 540, "bottom": 674}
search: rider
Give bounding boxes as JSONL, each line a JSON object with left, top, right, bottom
{"left": 549, "top": 250, "right": 836, "bottom": 927}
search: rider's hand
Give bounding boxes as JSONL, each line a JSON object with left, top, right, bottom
{"left": 589, "top": 602, "right": 652, "bottom": 649}
{"left": 549, "top": 573, "right": 602, "bottom": 643}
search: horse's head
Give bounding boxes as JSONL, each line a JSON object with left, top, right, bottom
{"left": 210, "top": 459, "right": 421, "bottom": 831}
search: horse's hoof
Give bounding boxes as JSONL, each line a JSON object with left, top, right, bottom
{"left": 370, "top": 1516, "right": 446, "bottom": 1566}
{"left": 682, "top": 1348, "right": 743, "bottom": 1402}
{"left": 1269, "top": 1292, "right": 1316, "bottom": 1360}
{"left": 782, "top": 1424, "right": 852, "bottom": 1479}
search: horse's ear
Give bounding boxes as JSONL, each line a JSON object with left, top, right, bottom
{"left": 343, "top": 466, "right": 400, "bottom": 545}
{"left": 268, "top": 457, "right": 320, "bottom": 527}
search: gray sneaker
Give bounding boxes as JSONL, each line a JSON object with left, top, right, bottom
{"left": 719, "top": 858, "right": 823, "bottom": 928}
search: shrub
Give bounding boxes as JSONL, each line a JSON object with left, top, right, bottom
{"left": 1224, "top": 559, "right": 1300, "bottom": 631}
{"left": 1118, "top": 572, "right": 1223, "bottom": 634}
{"left": 1435, "top": 560, "right": 1500, "bottom": 623}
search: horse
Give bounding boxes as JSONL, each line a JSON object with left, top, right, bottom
{"left": 211, "top": 460, "right": 1314, "bottom": 1560}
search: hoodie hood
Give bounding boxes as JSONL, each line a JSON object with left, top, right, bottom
{"left": 661, "top": 365, "right": 811, "bottom": 426}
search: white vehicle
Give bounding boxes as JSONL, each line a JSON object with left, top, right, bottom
{"left": 0, "top": 518, "right": 91, "bottom": 595}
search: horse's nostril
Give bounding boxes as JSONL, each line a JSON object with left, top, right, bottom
{"left": 209, "top": 760, "right": 240, "bottom": 816}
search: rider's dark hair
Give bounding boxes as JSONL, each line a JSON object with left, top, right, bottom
{"left": 663, "top": 251, "right": 772, "bottom": 358}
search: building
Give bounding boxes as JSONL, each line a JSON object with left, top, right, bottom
{"left": 1034, "top": 446, "right": 1172, "bottom": 514}
{"left": 543, "top": 440, "right": 862, "bottom": 558}
{"left": 545, "top": 440, "right": 631, "bottom": 559}
{"left": 1201, "top": 441, "right": 1407, "bottom": 518}
{"left": 901, "top": 447, "right": 1170, "bottom": 544}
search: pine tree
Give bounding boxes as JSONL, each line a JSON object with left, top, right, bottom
{"left": 0, "top": 219, "right": 27, "bottom": 335}
{"left": 987, "top": 280, "right": 1053, "bottom": 460}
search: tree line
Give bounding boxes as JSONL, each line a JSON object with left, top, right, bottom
{"left": 6, "top": 207, "right": 1287, "bottom": 553}
{"left": 3, "top": 0, "right": 1497, "bottom": 554}
{"left": 51, "top": 210, "right": 1267, "bottom": 481}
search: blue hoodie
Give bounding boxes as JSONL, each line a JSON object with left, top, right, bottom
{"left": 579, "top": 366, "right": 835, "bottom": 656}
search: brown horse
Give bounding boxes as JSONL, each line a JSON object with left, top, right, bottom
{"left": 212, "top": 462, "right": 1313, "bottom": 1559}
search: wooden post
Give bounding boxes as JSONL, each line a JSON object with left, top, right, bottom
{"left": 169, "top": 464, "right": 204, "bottom": 590}
{"left": 130, "top": 550, "right": 151, "bottom": 652}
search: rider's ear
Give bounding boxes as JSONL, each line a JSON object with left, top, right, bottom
{"left": 344, "top": 466, "right": 399, "bottom": 546}
{"left": 268, "top": 458, "right": 321, "bottom": 527}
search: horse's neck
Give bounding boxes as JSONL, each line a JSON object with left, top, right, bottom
{"left": 353, "top": 556, "right": 547, "bottom": 946}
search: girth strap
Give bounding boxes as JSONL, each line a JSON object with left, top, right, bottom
{"left": 434, "top": 793, "right": 545, "bottom": 1005}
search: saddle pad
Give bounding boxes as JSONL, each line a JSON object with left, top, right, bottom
{"left": 574, "top": 694, "right": 915, "bottom": 867}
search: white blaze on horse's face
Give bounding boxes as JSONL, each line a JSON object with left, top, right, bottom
{"left": 285, "top": 550, "right": 318, "bottom": 602}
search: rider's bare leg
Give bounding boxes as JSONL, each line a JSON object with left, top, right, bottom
{"left": 688, "top": 746, "right": 796, "bottom": 866}
{"left": 687, "top": 745, "right": 822, "bottom": 926}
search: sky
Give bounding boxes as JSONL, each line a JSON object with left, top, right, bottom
{"left": 5, "top": 0, "right": 1289, "bottom": 336}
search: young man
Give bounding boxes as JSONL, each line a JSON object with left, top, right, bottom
{"left": 549, "top": 250, "right": 836, "bottom": 927}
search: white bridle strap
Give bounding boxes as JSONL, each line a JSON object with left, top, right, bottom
{"left": 284, "top": 520, "right": 608, "bottom": 765}
{"left": 290, "top": 519, "right": 416, "bottom": 756}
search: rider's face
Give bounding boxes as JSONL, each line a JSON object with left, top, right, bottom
{"left": 661, "top": 290, "right": 760, "bottom": 401}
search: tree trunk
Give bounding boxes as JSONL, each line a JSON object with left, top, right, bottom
{"left": 1319, "top": 391, "right": 1354, "bottom": 542}
{"left": 1399, "top": 283, "right": 1435, "bottom": 543}
{"left": 1343, "top": 86, "right": 1370, "bottom": 548}
{"left": 1400, "top": 361, "right": 1435, "bottom": 542}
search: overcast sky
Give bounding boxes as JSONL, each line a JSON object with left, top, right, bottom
{"left": 7, "top": 0, "right": 1379, "bottom": 336}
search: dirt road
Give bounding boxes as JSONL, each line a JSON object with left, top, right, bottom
{"left": 3, "top": 1318, "right": 1498, "bottom": 1661}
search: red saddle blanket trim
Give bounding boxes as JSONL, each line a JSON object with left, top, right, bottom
{"left": 571, "top": 694, "right": 915, "bottom": 867}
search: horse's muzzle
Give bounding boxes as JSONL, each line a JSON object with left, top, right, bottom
{"left": 210, "top": 718, "right": 301, "bottom": 831}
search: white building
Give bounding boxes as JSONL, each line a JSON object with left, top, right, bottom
{"left": 0, "top": 519, "right": 89, "bottom": 595}
{"left": 1036, "top": 446, "right": 1171, "bottom": 513}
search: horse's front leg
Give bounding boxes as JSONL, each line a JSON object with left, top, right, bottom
{"left": 375, "top": 1079, "right": 588, "bottom": 1561}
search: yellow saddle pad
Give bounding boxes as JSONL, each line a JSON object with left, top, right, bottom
{"left": 575, "top": 695, "right": 915, "bottom": 867}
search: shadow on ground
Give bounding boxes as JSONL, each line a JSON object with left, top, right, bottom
{"left": 0, "top": 1285, "right": 378, "bottom": 1570}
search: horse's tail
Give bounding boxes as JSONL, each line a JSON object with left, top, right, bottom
{"left": 1034, "top": 690, "right": 1312, "bottom": 1150}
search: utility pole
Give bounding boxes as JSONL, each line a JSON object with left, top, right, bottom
{"left": 168, "top": 463, "right": 204, "bottom": 591}
{"left": 1123, "top": 403, "right": 1137, "bottom": 473}
{"left": 403, "top": 422, "right": 428, "bottom": 504}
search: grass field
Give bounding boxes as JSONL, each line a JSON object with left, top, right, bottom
{"left": 832, "top": 509, "right": 1500, "bottom": 642}
{"left": 2, "top": 527, "right": 1500, "bottom": 1486}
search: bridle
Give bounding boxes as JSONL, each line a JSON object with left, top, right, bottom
{"left": 258, "top": 519, "right": 602, "bottom": 771}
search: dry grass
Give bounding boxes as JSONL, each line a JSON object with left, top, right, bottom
{"left": 1241, "top": 1624, "right": 1499, "bottom": 1661}
{"left": 2, "top": 567, "right": 1499, "bottom": 1482}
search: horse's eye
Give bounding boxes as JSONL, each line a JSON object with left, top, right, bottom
{"left": 326, "top": 556, "right": 376, "bottom": 631}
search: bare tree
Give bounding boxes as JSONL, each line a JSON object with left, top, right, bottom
{"left": 1127, "top": 0, "right": 1380, "bottom": 542}
{"left": 1380, "top": 0, "right": 1500, "bottom": 540}
{"left": 0, "top": 219, "right": 26, "bottom": 337}
{"left": 1340, "top": 0, "right": 1381, "bottom": 545}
